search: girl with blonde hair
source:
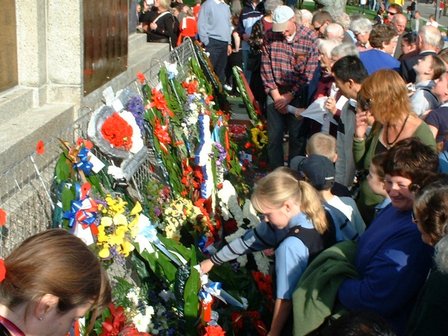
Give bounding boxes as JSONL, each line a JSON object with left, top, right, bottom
{"left": 200, "top": 168, "right": 334, "bottom": 336}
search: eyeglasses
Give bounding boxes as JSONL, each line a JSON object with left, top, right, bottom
{"left": 387, "top": 11, "right": 397, "bottom": 15}
{"left": 357, "top": 95, "right": 373, "bottom": 111}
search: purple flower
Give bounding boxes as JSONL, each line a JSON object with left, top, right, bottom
{"left": 126, "top": 95, "right": 145, "bottom": 135}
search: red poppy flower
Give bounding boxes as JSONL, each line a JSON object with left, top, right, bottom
{"left": 0, "top": 259, "right": 6, "bottom": 282}
{"left": 0, "top": 209, "right": 6, "bottom": 227}
{"left": 182, "top": 80, "right": 199, "bottom": 94}
{"left": 204, "top": 325, "right": 226, "bottom": 336}
{"left": 137, "top": 72, "right": 146, "bottom": 84}
{"left": 36, "top": 140, "right": 45, "bottom": 155}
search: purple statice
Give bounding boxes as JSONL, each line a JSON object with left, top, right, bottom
{"left": 126, "top": 95, "right": 145, "bottom": 136}
{"left": 211, "top": 142, "right": 227, "bottom": 166}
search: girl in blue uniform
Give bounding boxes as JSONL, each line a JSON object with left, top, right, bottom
{"left": 200, "top": 168, "right": 334, "bottom": 336}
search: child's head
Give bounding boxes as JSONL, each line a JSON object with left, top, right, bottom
{"left": 414, "top": 54, "right": 446, "bottom": 80}
{"left": 414, "top": 177, "right": 448, "bottom": 246}
{"left": 299, "top": 154, "right": 335, "bottom": 192}
{"left": 306, "top": 132, "right": 337, "bottom": 162}
{"left": 367, "top": 152, "right": 388, "bottom": 198}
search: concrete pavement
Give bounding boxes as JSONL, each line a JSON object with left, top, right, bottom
{"left": 410, "top": 0, "right": 448, "bottom": 28}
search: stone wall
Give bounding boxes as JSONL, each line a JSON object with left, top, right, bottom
{"left": 0, "top": 0, "right": 170, "bottom": 255}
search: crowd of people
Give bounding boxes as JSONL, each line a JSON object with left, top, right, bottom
{"left": 186, "top": 0, "right": 448, "bottom": 335}
{"left": 5, "top": 1, "right": 448, "bottom": 336}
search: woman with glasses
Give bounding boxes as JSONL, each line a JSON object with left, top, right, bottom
{"left": 338, "top": 138, "right": 439, "bottom": 336}
{"left": 353, "top": 69, "right": 436, "bottom": 225}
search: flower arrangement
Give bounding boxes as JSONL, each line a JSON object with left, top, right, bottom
{"left": 96, "top": 197, "right": 141, "bottom": 260}
{"left": 49, "top": 48, "right": 278, "bottom": 336}
{"left": 101, "top": 112, "right": 134, "bottom": 151}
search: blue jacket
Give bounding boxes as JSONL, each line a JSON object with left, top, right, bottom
{"left": 359, "top": 49, "right": 400, "bottom": 75}
{"left": 338, "top": 204, "right": 433, "bottom": 335}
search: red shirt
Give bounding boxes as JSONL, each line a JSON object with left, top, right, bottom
{"left": 177, "top": 16, "right": 198, "bottom": 45}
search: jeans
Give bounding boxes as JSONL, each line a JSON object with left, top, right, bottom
{"left": 266, "top": 96, "right": 306, "bottom": 169}
{"left": 206, "top": 38, "right": 229, "bottom": 86}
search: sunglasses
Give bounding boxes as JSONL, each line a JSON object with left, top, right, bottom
{"left": 388, "top": 11, "right": 397, "bottom": 15}
{"left": 314, "top": 25, "right": 322, "bottom": 31}
{"left": 357, "top": 95, "right": 373, "bottom": 111}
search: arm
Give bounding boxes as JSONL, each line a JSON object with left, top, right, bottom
{"left": 269, "top": 237, "right": 309, "bottom": 335}
{"left": 429, "top": 124, "right": 438, "bottom": 139}
{"left": 268, "top": 299, "right": 292, "bottom": 336}
{"left": 201, "top": 221, "right": 279, "bottom": 272}
{"left": 197, "top": 4, "right": 209, "bottom": 45}
{"left": 338, "top": 227, "right": 432, "bottom": 316}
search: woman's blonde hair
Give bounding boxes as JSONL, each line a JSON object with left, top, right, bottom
{"left": 358, "top": 69, "right": 412, "bottom": 124}
{"left": 251, "top": 169, "right": 328, "bottom": 234}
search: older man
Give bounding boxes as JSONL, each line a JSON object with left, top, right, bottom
{"left": 391, "top": 13, "right": 408, "bottom": 58}
{"left": 400, "top": 25, "right": 442, "bottom": 83}
{"left": 261, "top": 5, "right": 319, "bottom": 169}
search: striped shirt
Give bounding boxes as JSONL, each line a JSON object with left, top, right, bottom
{"left": 261, "top": 24, "right": 319, "bottom": 96}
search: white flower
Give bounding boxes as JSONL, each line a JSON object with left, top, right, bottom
{"left": 253, "top": 251, "right": 271, "bottom": 275}
{"left": 126, "top": 289, "right": 140, "bottom": 306}
{"left": 133, "top": 305, "right": 155, "bottom": 332}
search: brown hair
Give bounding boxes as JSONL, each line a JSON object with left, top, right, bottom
{"left": 0, "top": 229, "right": 111, "bottom": 316}
{"left": 371, "top": 152, "right": 387, "bottom": 179}
{"left": 369, "top": 24, "right": 397, "bottom": 49}
{"left": 414, "top": 179, "right": 448, "bottom": 245}
{"left": 358, "top": 69, "right": 412, "bottom": 124}
{"left": 430, "top": 54, "right": 446, "bottom": 80}
{"left": 251, "top": 169, "right": 329, "bottom": 234}
{"left": 383, "top": 137, "right": 439, "bottom": 184}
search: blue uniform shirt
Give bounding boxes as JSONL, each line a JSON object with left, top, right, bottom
{"left": 276, "top": 213, "right": 313, "bottom": 300}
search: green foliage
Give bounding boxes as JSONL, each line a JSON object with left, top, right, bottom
{"left": 54, "top": 153, "right": 71, "bottom": 184}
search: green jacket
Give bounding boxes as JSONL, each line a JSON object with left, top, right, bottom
{"left": 292, "top": 240, "right": 358, "bottom": 336}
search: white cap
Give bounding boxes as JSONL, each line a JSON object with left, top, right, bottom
{"left": 272, "top": 5, "right": 295, "bottom": 32}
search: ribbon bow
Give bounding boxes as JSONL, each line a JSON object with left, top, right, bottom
{"left": 73, "top": 147, "right": 93, "bottom": 175}
{"left": 63, "top": 183, "right": 98, "bottom": 235}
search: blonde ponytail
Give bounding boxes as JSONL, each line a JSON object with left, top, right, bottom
{"left": 297, "top": 180, "right": 329, "bottom": 234}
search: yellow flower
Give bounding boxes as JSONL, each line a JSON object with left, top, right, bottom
{"left": 109, "top": 233, "right": 124, "bottom": 246}
{"left": 101, "top": 217, "right": 113, "bottom": 227}
{"left": 113, "top": 213, "right": 128, "bottom": 226}
{"left": 99, "top": 246, "right": 111, "bottom": 258}
{"left": 130, "top": 202, "right": 142, "bottom": 216}
{"left": 121, "top": 240, "right": 135, "bottom": 256}
{"left": 97, "top": 228, "right": 108, "bottom": 243}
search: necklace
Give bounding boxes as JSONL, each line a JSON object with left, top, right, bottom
{"left": 385, "top": 114, "right": 410, "bottom": 148}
